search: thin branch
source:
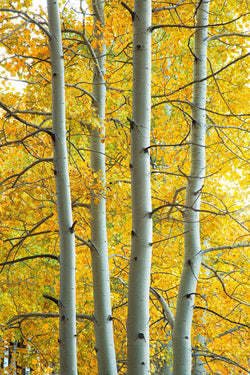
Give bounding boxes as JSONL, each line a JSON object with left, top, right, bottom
{"left": 161, "top": 52, "right": 250, "bottom": 98}
{"left": 207, "top": 58, "right": 236, "bottom": 117}
{"left": 65, "top": 83, "right": 97, "bottom": 103}
{"left": 75, "top": 234, "right": 92, "bottom": 248}
{"left": 193, "top": 350, "right": 250, "bottom": 374}
{"left": 214, "top": 127, "right": 247, "bottom": 162}
{"left": 109, "top": 254, "right": 129, "bottom": 261}
{"left": 194, "top": 306, "right": 249, "bottom": 328}
{"left": 1, "top": 213, "right": 54, "bottom": 272}
{"left": 0, "top": 20, "right": 28, "bottom": 43}
{"left": 7, "top": 312, "right": 94, "bottom": 327}
{"left": 207, "top": 122, "right": 250, "bottom": 133}
{"left": 215, "top": 326, "right": 246, "bottom": 339}
{"left": 0, "top": 158, "right": 53, "bottom": 187}
{"left": 0, "top": 254, "right": 59, "bottom": 267}
{"left": 72, "top": 202, "right": 90, "bottom": 209}
{"left": 9, "top": 109, "right": 51, "bottom": 116}
{"left": 202, "top": 263, "right": 250, "bottom": 306}
{"left": 0, "top": 7, "right": 50, "bottom": 37}
{"left": 207, "top": 32, "right": 250, "bottom": 42}
{"left": 62, "top": 28, "right": 85, "bottom": 38}
{"left": 145, "top": 142, "right": 205, "bottom": 151}
{"left": 152, "top": 98, "right": 250, "bottom": 119}
{"left": 203, "top": 243, "right": 250, "bottom": 255}
{"left": 149, "top": 202, "right": 228, "bottom": 218}
{"left": 152, "top": 0, "right": 186, "bottom": 13}
{"left": 0, "top": 130, "right": 43, "bottom": 148}
{"left": 166, "top": 186, "right": 186, "bottom": 219}
{"left": 150, "top": 287, "right": 175, "bottom": 330}
{"left": 0, "top": 100, "right": 53, "bottom": 134}
{"left": 121, "top": 1, "right": 136, "bottom": 21}
{"left": 149, "top": 13, "right": 250, "bottom": 32}
{"left": 63, "top": 28, "right": 102, "bottom": 75}
{"left": 43, "top": 294, "right": 59, "bottom": 306}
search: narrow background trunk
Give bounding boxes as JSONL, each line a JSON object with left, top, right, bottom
{"left": 172, "top": 1, "right": 210, "bottom": 374}
{"left": 89, "top": 1, "right": 117, "bottom": 374}
{"left": 127, "top": 0, "right": 152, "bottom": 373}
{"left": 192, "top": 334, "right": 208, "bottom": 375}
{"left": 47, "top": 1, "right": 77, "bottom": 374}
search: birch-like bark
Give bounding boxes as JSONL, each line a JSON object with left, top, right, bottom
{"left": 127, "top": 0, "right": 152, "bottom": 373}
{"left": 172, "top": 1, "right": 210, "bottom": 374}
{"left": 89, "top": 1, "right": 117, "bottom": 374}
{"left": 47, "top": 1, "right": 77, "bottom": 374}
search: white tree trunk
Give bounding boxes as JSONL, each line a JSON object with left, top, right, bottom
{"left": 127, "top": 0, "right": 152, "bottom": 373}
{"left": 89, "top": 1, "right": 117, "bottom": 374}
{"left": 47, "top": 1, "right": 77, "bottom": 374}
{"left": 172, "top": 1, "right": 210, "bottom": 374}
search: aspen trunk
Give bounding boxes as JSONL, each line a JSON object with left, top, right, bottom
{"left": 89, "top": 1, "right": 118, "bottom": 374}
{"left": 172, "top": 1, "right": 210, "bottom": 374}
{"left": 127, "top": 0, "right": 152, "bottom": 373}
{"left": 47, "top": 1, "right": 77, "bottom": 374}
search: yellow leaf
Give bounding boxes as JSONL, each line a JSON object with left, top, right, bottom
{"left": 94, "top": 197, "right": 100, "bottom": 205}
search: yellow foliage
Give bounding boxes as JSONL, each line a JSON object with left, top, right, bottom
{"left": 0, "top": 0, "right": 249, "bottom": 374}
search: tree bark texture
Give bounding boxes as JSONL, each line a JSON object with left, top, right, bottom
{"left": 89, "top": 0, "right": 118, "bottom": 374}
{"left": 172, "top": 1, "right": 210, "bottom": 374}
{"left": 127, "top": 0, "right": 152, "bottom": 373}
{"left": 47, "top": 1, "right": 78, "bottom": 374}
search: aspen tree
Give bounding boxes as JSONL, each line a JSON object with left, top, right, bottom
{"left": 47, "top": 1, "right": 78, "bottom": 373}
{"left": 89, "top": 0, "right": 118, "bottom": 373}
{"left": 172, "top": 1, "right": 210, "bottom": 374}
{"left": 126, "top": 0, "right": 152, "bottom": 373}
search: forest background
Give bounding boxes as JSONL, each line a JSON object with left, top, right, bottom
{"left": 0, "top": 0, "right": 249, "bottom": 374}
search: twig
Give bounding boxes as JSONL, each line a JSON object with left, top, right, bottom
{"left": 0, "top": 253, "right": 59, "bottom": 267}
{"left": 0, "top": 158, "right": 53, "bottom": 188}
{"left": 203, "top": 243, "right": 250, "bottom": 255}
{"left": 7, "top": 312, "right": 94, "bottom": 327}
{"left": 150, "top": 287, "right": 175, "bottom": 329}
{"left": 195, "top": 306, "right": 249, "bottom": 328}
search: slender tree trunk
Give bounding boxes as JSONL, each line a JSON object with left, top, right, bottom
{"left": 9, "top": 340, "right": 18, "bottom": 374}
{"left": 127, "top": 0, "right": 152, "bottom": 373}
{"left": 192, "top": 334, "right": 208, "bottom": 375}
{"left": 47, "top": 1, "right": 77, "bottom": 374}
{"left": 172, "top": 1, "right": 210, "bottom": 374}
{"left": 89, "top": 1, "right": 117, "bottom": 374}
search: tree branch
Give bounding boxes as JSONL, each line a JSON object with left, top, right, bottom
{"left": 207, "top": 32, "right": 250, "bottom": 42}
{"left": 194, "top": 306, "right": 249, "bottom": 328}
{"left": 193, "top": 350, "right": 250, "bottom": 374}
{"left": 1, "top": 213, "right": 54, "bottom": 272}
{"left": 202, "top": 263, "right": 250, "bottom": 306}
{"left": 150, "top": 287, "right": 175, "bottom": 330}
{"left": 149, "top": 13, "right": 250, "bottom": 32}
{"left": 75, "top": 234, "right": 92, "bottom": 248}
{"left": 156, "top": 52, "right": 250, "bottom": 98}
{"left": 0, "top": 253, "right": 59, "bottom": 267}
{"left": 0, "top": 7, "right": 49, "bottom": 37}
{"left": 65, "top": 83, "right": 97, "bottom": 103}
{"left": 152, "top": 0, "right": 186, "bottom": 13}
{"left": 43, "top": 294, "right": 59, "bottom": 306}
{"left": 121, "top": 1, "right": 136, "bottom": 21}
{"left": 0, "top": 158, "right": 53, "bottom": 187}
{"left": 7, "top": 312, "right": 94, "bottom": 328}
{"left": 202, "top": 243, "right": 250, "bottom": 255}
